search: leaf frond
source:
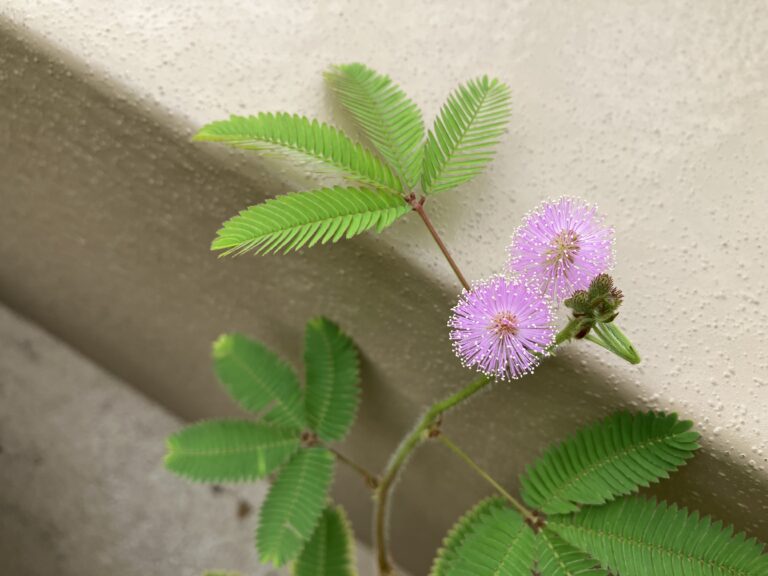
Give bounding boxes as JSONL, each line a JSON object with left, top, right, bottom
{"left": 536, "top": 528, "right": 608, "bottom": 576}
{"left": 430, "top": 498, "right": 501, "bottom": 576}
{"left": 213, "top": 333, "right": 305, "bottom": 428}
{"left": 257, "top": 447, "right": 336, "bottom": 567}
{"left": 422, "top": 76, "right": 511, "bottom": 195}
{"left": 325, "top": 63, "right": 425, "bottom": 187}
{"left": 212, "top": 186, "right": 410, "bottom": 256}
{"left": 520, "top": 411, "right": 700, "bottom": 514}
{"left": 293, "top": 505, "right": 358, "bottom": 576}
{"left": 429, "top": 497, "right": 536, "bottom": 575}
{"left": 550, "top": 496, "right": 768, "bottom": 576}
{"left": 304, "top": 317, "right": 361, "bottom": 442}
{"left": 164, "top": 420, "right": 300, "bottom": 482}
{"left": 195, "top": 113, "right": 402, "bottom": 193}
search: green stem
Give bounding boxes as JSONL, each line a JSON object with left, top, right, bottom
{"left": 328, "top": 446, "right": 380, "bottom": 489}
{"left": 554, "top": 317, "right": 582, "bottom": 346}
{"left": 374, "top": 374, "right": 492, "bottom": 575}
{"left": 408, "top": 195, "right": 471, "bottom": 291}
{"left": 438, "top": 435, "right": 536, "bottom": 523}
{"left": 374, "top": 318, "right": 583, "bottom": 574}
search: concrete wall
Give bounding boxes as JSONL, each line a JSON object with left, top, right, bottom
{"left": 2, "top": 2, "right": 768, "bottom": 574}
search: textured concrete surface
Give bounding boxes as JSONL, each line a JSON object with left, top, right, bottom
{"left": 1, "top": 2, "right": 768, "bottom": 574}
{"left": 0, "top": 303, "right": 380, "bottom": 575}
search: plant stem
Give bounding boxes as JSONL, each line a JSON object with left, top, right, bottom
{"left": 329, "top": 446, "right": 380, "bottom": 489}
{"left": 438, "top": 435, "right": 536, "bottom": 523}
{"left": 374, "top": 374, "right": 492, "bottom": 575}
{"left": 408, "top": 195, "right": 471, "bottom": 291}
{"left": 373, "top": 320, "right": 581, "bottom": 574}
{"left": 554, "top": 317, "right": 582, "bottom": 346}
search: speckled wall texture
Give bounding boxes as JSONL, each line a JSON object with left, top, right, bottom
{"left": 2, "top": 2, "right": 767, "bottom": 574}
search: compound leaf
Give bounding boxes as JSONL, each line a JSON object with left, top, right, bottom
{"left": 536, "top": 528, "right": 608, "bottom": 576}
{"left": 293, "top": 505, "right": 357, "bottom": 576}
{"left": 212, "top": 186, "right": 409, "bottom": 256}
{"left": 520, "top": 411, "right": 700, "bottom": 514}
{"left": 429, "top": 497, "right": 535, "bottom": 576}
{"left": 257, "top": 447, "right": 335, "bottom": 566}
{"left": 326, "top": 63, "right": 424, "bottom": 187}
{"left": 550, "top": 496, "right": 768, "bottom": 576}
{"left": 213, "top": 333, "right": 305, "bottom": 429}
{"left": 422, "top": 76, "right": 511, "bottom": 195}
{"left": 165, "top": 420, "right": 300, "bottom": 482}
{"left": 304, "top": 317, "right": 361, "bottom": 442}
{"left": 430, "top": 498, "right": 502, "bottom": 576}
{"left": 195, "top": 113, "right": 401, "bottom": 193}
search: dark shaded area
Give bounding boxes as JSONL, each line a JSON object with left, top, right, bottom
{"left": 1, "top": 24, "right": 766, "bottom": 575}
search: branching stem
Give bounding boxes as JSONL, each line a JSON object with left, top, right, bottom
{"left": 438, "top": 434, "right": 536, "bottom": 524}
{"left": 329, "top": 446, "right": 380, "bottom": 489}
{"left": 374, "top": 374, "right": 492, "bottom": 574}
{"left": 407, "top": 194, "right": 471, "bottom": 291}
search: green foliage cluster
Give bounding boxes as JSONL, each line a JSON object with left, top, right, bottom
{"left": 165, "top": 317, "right": 360, "bottom": 575}
{"left": 432, "top": 411, "right": 768, "bottom": 575}
{"left": 195, "top": 63, "right": 511, "bottom": 256}
{"left": 167, "top": 63, "right": 768, "bottom": 576}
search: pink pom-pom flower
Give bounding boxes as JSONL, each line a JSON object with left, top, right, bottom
{"left": 449, "top": 277, "right": 556, "bottom": 380}
{"left": 508, "top": 197, "right": 614, "bottom": 302}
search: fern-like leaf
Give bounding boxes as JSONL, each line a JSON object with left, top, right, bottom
{"left": 429, "top": 497, "right": 536, "bottom": 575}
{"left": 257, "top": 447, "right": 335, "bottom": 567}
{"left": 293, "top": 505, "right": 358, "bottom": 576}
{"left": 430, "top": 498, "right": 502, "bottom": 576}
{"left": 536, "top": 529, "right": 608, "bottom": 576}
{"left": 213, "top": 333, "right": 305, "bottom": 429}
{"left": 164, "top": 421, "right": 300, "bottom": 482}
{"left": 195, "top": 113, "right": 402, "bottom": 193}
{"left": 325, "top": 63, "right": 425, "bottom": 187}
{"left": 212, "top": 186, "right": 410, "bottom": 256}
{"left": 520, "top": 411, "right": 700, "bottom": 514}
{"left": 304, "top": 317, "right": 361, "bottom": 442}
{"left": 550, "top": 496, "right": 768, "bottom": 576}
{"left": 421, "top": 76, "right": 511, "bottom": 195}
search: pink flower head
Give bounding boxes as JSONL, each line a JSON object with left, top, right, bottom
{"left": 449, "top": 277, "right": 556, "bottom": 380}
{"left": 507, "top": 197, "right": 614, "bottom": 302}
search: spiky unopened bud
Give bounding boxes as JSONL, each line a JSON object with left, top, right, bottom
{"left": 564, "top": 274, "right": 624, "bottom": 338}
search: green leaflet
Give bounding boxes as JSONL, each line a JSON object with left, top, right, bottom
{"left": 211, "top": 186, "right": 410, "bottom": 256}
{"left": 213, "top": 333, "right": 305, "bottom": 429}
{"left": 304, "top": 317, "right": 361, "bottom": 442}
{"left": 326, "top": 63, "right": 425, "bottom": 188}
{"left": 257, "top": 447, "right": 336, "bottom": 567}
{"left": 550, "top": 496, "right": 768, "bottom": 576}
{"left": 431, "top": 498, "right": 536, "bottom": 576}
{"left": 293, "top": 505, "right": 358, "bottom": 576}
{"left": 520, "top": 411, "right": 700, "bottom": 514}
{"left": 536, "top": 529, "right": 608, "bottom": 576}
{"left": 421, "top": 76, "right": 511, "bottom": 195}
{"left": 164, "top": 420, "right": 299, "bottom": 483}
{"left": 430, "top": 498, "right": 502, "bottom": 576}
{"left": 194, "top": 113, "right": 402, "bottom": 193}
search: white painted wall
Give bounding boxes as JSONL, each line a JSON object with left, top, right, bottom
{"left": 2, "top": 1, "right": 767, "bottom": 573}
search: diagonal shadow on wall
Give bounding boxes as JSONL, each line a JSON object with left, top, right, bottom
{"left": 1, "top": 23, "right": 766, "bottom": 575}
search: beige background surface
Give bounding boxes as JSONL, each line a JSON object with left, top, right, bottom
{"left": 2, "top": 2, "right": 768, "bottom": 574}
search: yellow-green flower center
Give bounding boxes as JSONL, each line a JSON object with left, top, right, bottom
{"left": 546, "top": 230, "right": 580, "bottom": 267}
